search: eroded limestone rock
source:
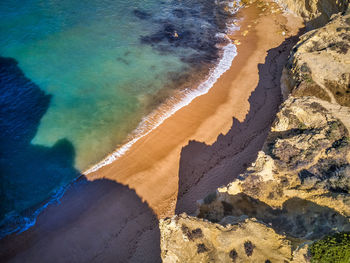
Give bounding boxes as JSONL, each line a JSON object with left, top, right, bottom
{"left": 281, "top": 13, "right": 350, "bottom": 105}
{"left": 274, "top": 0, "right": 349, "bottom": 28}
{"left": 161, "top": 78, "right": 350, "bottom": 263}
{"left": 160, "top": 215, "right": 293, "bottom": 263}
{"left": 183, "top": 96, "right": 350, "bottom": 262}
{"left": 160, "top": 96, "right": 350, "bottom": 262}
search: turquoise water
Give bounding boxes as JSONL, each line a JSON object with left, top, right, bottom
{"left": 1, "top": 0, "right": 190, "bottom": 170}
{"left": 0, "top": 0, "right": 237, "bottom": 237}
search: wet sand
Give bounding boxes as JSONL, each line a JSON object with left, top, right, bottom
{"left": 0, "top": 1, "right": 303, "bottom": 262}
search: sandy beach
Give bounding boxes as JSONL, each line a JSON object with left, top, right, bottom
{"left": 0, "top": 1, "right": 303, "bottom": 262}
{"left": 85, "top": 0, "right": 302, "bottom": 217}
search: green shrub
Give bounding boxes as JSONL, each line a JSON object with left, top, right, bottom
{"left": 310, "top": 232, "right": 350, "bottom": 263}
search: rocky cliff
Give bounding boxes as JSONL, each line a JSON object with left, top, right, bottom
{"left": 160, "top": 96, "right": 350, "bottom": 262}
{"left": 274, "top": 0, "right": 349, "bottom": 28}
{"left": 281, "top": 11, "right": 350, "bottom": 105}
{"left": 159, "top": 2, "right": 350, "bottom": 263}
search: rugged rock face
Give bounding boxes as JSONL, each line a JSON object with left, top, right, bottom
{"left": 160, "top": 4, "right": 350, "bottom": 263}
{"left": 274, "top": 0, "right": 349, "bottom": 28}
{"left": 198, "top": 97, "right": 350, "bottom": 236}
{"left": 281, "top": 13, "right": 350, "bottom": 105}
{"left": 160, "top": 97, "right": 350, "bottom": 262}
{"left": 160, "top": 216, "right": 293, "bottom": 262}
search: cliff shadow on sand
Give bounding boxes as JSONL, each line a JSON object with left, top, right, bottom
{"left": 175, "top": 32, "right": 303, "bottom": 215}
{"left": 0, "top": 178, "right": 161, "bottom": 263}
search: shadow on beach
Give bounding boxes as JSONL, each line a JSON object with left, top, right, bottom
{"left": 0, "top": 178, "right": 161, "bottom": 263}
{"left": 175, "top": 33, "right": 302, "bottom": 215}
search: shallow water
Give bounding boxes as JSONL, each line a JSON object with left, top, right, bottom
{"left": 0, "top": 0, "right": 238, "bottom": 237}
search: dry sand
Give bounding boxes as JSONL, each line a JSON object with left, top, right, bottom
{"left": 0, "top": 1, "right": 303, "bottom": 262}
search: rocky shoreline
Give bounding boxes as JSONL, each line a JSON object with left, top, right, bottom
{"left": 160, "top": 1, "right": 350, "bottom": 262}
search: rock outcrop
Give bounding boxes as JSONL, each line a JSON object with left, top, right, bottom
{"left": 160, "top": 96, "right": 350, "bottom": 262}
{"left": 198, "top": 96, "right": 350, "bottom": 236}
{"left": 274, "top": 0, "right": 349, "bottom": 28}
{"left": 281, "top": 12, "right": 350, "bottom": 105}
{"left": 160, "top": 216, "right": 293, "bottom": 262}
{"left": 160, "top": 2, "right": 350, "bottom": 263}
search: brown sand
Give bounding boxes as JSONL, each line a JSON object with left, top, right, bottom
{"left": 86, "top": 0, "right": 302, "bottom": 217}
{"left": 0, "top": 1, "right": 303, "bottom": 262}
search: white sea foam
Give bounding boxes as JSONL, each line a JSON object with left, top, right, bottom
{"left": 85, "top": 34, "right": 239, "bottom": 174}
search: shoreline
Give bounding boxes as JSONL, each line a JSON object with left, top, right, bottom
{"left": 0, "top": 4, "right": 240, "bottom": 239}
{"left": 83, "top": 4, "right": 242, "bottom": 176}
{"left": 83, "top": 3, "right": 244, "bottom": 176}
{"left": 85, "top": 0, "right": 302, "bottom": 218}
{"left": 84, "top": 42, "right": 238, "bottom": 175}
{"left": 0, "top": 1, "right": 304, "bottom": 261}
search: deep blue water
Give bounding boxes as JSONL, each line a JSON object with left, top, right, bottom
{"left": 0, "top": 0, "right": 237, "bottom": 238}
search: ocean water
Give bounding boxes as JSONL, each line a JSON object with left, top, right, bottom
{"left": 0, "top": 0, "right": 239, "bottom": 237}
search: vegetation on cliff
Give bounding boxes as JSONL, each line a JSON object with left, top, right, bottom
{"left": 310, "top": 232, "right": 350, "bottom": 263}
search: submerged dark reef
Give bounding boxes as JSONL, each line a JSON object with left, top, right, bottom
{"left": 136, "top": 0, "right": 236, "bottom": 66}
{"left": 129, "top": 0, "right": 238, "bottom": 112}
